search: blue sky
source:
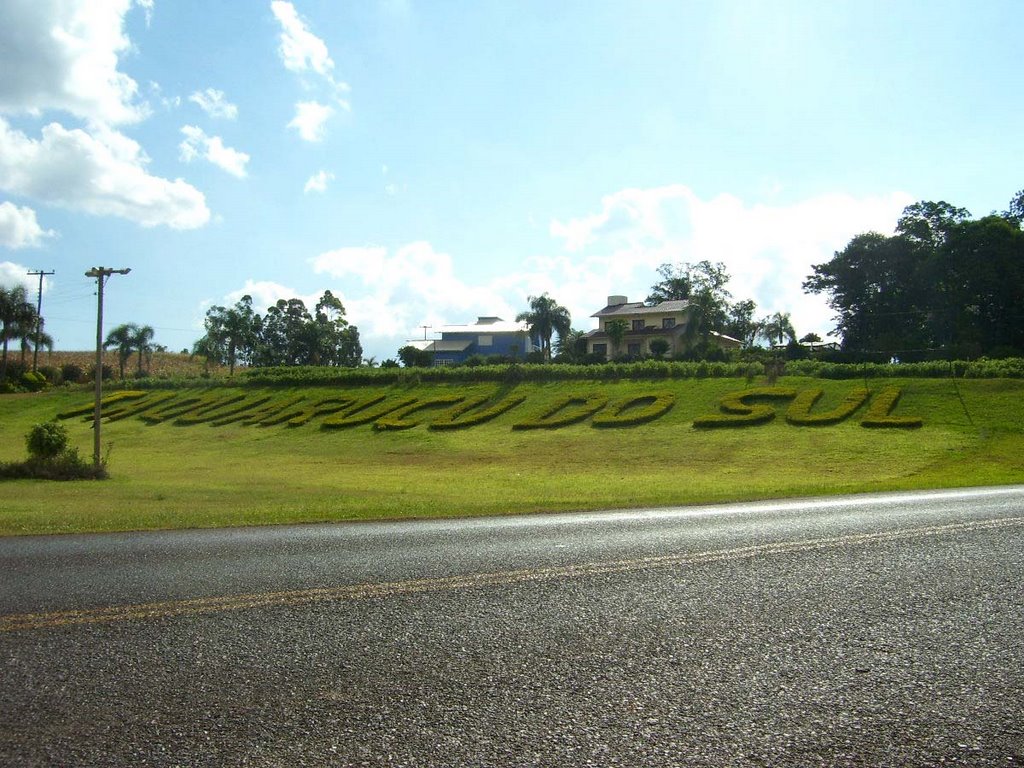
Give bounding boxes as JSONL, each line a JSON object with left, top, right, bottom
{"left": 1, "top": 0, "right": 1021, "bottom": 359}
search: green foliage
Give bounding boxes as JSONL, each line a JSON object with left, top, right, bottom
{"left": 26, "top": 422, "right": 69, "bottom": 459}
{"left": 428, "top": 394, "right": 527, "bottom": 430}
{"left": 56, "top": 390, "right": 149, "bottom": 420}
{"left": 19, "top": 371, "right": 48, "bottom": 391}
{"left": 321, "top": 395, "right": 411, "bottom": 429}
{"left": 693, "top": 387, "right": 799, "bottom": 428}
{"left": 592, "top": 392, "right": 676, "bottom": 428}
{"left": 60, "top": 363, "right": 84, "bottom": 383}
{"left": 516, "top": 293, "right": 571, "bottom": 361}
{"left": 286, "top": 397, "right": 360, "bottom": 427}
{"left": 512, "top": 393, "right": 609, "bottom": 430}
{"left": 786, "top": 388, "right": 869, "bottom": 426}
{"left": 397, "top": 345, "right": 434, "bottom": 368}
{"left": 861, "top": 388, "right": 923, "bottom": 429}
{"left": 374, "top": 395, "right": 467, "bottom": 431}
{"left": 173, "top": 393, "right": 249, "bottom": 425}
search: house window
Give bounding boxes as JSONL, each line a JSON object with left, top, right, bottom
{"left": 662, "top": 317, "right": 676, "bottom": 329}
{"left": 478, "top": 335, "right": 493, "bottom": 347}
{"left": 627, "top": 343, "right": 641, "bottom": 357}
{"left": 592, "top": 343, "right": 607, "bottom": 356}
{"left": 631, "top": 319, "right": 645, "bottom": 331}
{"left": 434, "top": 358, "right": 453, "bottom": 366}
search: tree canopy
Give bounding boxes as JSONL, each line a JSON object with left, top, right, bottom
{"left": 194, "top": 291, "right": 362, "bottom": 373}
{"left": 804, "top": 194, "right": 1024, "bottom": 358}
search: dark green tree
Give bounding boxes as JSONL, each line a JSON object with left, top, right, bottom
{"left": 604, "top": 319, "right": 628, "bottom": 359}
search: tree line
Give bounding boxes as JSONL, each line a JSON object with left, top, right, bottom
{"left": 805, "top": 190, "right": 1024, "bottom": 360}
{"left": 0, "top": 283, "right": 52, "bottom": 382}
{"left": 193, "top": 291, "right": 362, "bottom": 375}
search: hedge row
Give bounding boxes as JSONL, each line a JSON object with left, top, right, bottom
{"left": 511, "top": 394, "right": 609, "bottom": 430}
{"left": 374, "top": 395, "right": 467, "bottom": 431}
{"left": 860, "top": 388, "right": 923, "bottom": 429}
{"left": 693, "top": 387, "right": 799, "bottom": 429}
{"left": 785, "top": 388, "right": 870, "bottom": 426}
{"left": 427, "top": 394, "right": 527, "bottom": 431}
{"left": 56, "top": 390, "right": 148, "bottom": 419}
{"left": 592, "top": 392, "right": 677, "bottom": 428}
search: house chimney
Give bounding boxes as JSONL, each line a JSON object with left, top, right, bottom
{"left": 607, "top": 295, "right": 628, "bottom": 306}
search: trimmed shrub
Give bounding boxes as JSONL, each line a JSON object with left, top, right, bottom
{"left": 693, "top": 387, "right": 799, "bottom": 428}
{"left": 250, "top": 396, "right": 310, "bottom": 427}
{"left": 19, "top": 371, "right": 48, "bottom": 391}
{"left": 592, "top": 392, "right": 676, "bottom": 428}
{"left": 205, "top": 395, "right": 277, "bottom": 426}
{"left": 374, "top": 395, "right": 467, "bottom": 431}
{"left": 173, "top": 392, "right": 250, "bottom": 425}
{"left": 57, "top": 390, "right": 149, "bottom": 420}
{"left": 106, "top": 392, "right": 178, "bottom": 421}
{"left": 428, "top": 394, "right": 527, "bottom": 430}
{"left": 0, "top": 422, "right": 106, "bottom": 481}
{"left": 139, "top": 393, "right": 209, "bottom": 424}
{"left": 861, "top": 388, "right": 923, "bottom": 429}
{"left": 321, "top": 396, "right": 416, "bottom": 429}
{"left": 512, "top": 394, "right": 609, "bottom": 430}
{"left": 786, "top": 388, "right": 869, "bottom": 426}
{"left": 286, "top": 397, "right": 361, "bottom": 427}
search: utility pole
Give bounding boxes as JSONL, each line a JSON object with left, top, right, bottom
{"left": 26, "top": 269, "right": 54, "bottom": 373}
{"left": 85, "top": 267, "right": 131, "bottom": 472}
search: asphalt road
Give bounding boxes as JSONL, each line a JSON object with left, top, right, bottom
{"left": 2, "top": 487, "right": 1024, "bottom": 766}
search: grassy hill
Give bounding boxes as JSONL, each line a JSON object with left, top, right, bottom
{"left": 0, "top": 374, "right": 1021, "bottom": 535}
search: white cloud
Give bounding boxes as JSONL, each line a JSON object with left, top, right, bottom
{"left": 270, "top": 0, "right": 351, "bottom": 136}
{"left": 0, "top": 202, "right": 55, "bottom": 248}
{"left": 303, "top": 170, "right": 334, "bottom": 194}
{"left": 549, "top": 184, "right": 914, "bottom": 339}
{"left": 288, "top": 101, "right": 333, "bottom": 142}
{"left": 1, "top": 260, "right": 33, "bottom": 290}
{"left": 188, "top": 88, "right": 238, "bottom": 120}
{"left": 179, "top": 125, "right": 250, "bottom": 178}
{"left": 270, "top": 1, "right": 340, "bottom": 82}
{"left": 224, "top": 279, "right": 320, "bottom": 313}
{"left": 0, "top": 117, "right": 210, "bottom": 229}
{"left": 0, "top": 0, "right": 149, "bottom": 125}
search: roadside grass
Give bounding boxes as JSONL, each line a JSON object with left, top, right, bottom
{"left": 0, "top": 376, "right": 1021, "bottom": 535}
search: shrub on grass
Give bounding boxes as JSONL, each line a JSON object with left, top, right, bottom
{"left": 0, "top": 422, "right": 106, "bottom": 481}
{"left": 693, "top": 386, "right": 798, "bottom": 428}
{"left": 785, "top": 388, "right": 869, "bottom": 426}
{"left": 861, "top": 388, "right": 923, "bottom": 429}
{"left": 321, "top": 396, "right": 416, "bottom": 429}
{"left": 56, "top": 390, "right": 149, "bottom": 420}
{"left": 374, "top": 395, "right": 467, "bottom": 430}
{"left": 512, "top": 394, "right": 609, "bottom": 430}
{"left": 428, "top": 394, "right": 527, "bottom": 430}
{"left": 286, "top": 397, "right": 360, "bottom": 427}
{"left": 591, "top": 392, "right": 676, "bottom": 428}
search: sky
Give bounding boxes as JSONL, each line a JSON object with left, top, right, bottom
{"left": 1, "top": 0, "right": 1021, "bottom": 360}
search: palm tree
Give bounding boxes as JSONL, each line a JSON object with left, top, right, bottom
{"left": 759, "top": 312, "right": 797, "bottom": 348}
{"left": 516, "top": 293, "right": 571, "bottom": 361}
{"left": 1, "top": 284, "right": 35, "bottom": 382}
{"left": 104, "top": 323, "right": 138, "bottom": 379}
{"left": 131, "top": 324, "right": 155, "bottom": 376}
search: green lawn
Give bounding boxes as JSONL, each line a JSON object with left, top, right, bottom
{"left": 1, "top": 376, "right": 1021, "bottom": 535}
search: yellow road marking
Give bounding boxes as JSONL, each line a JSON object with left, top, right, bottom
{"left": 3, "top": 516, "right": 1022, "bottom": 632}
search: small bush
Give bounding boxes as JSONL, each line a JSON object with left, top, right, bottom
{"left": 26, "top": 422, "right": 69, "bottom": 459}
{"left": 61, "top": 363, "right": 85, "bottom": 383}
{"left": 20, "top": 371, "right": 49, "bottom": 391}
{"left": 38, "top": 366, "right": 62, "bottom": 385}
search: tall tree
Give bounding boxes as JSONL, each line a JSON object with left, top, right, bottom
{"left": 197, "top": 295, "right": 258, "bottom": 375}
{"left": 104, "top": 323, "right": 138, "bottom": 379}
{"left": 604, "top": 319, "right": 628, "bottom": 359}
{"left": 131, "top": 325, "right": 155, "bottom": 376}
{"left": 758, "top": 312, "right": 797, "bottom": 347}
{"left": 516, "top": 293, "right": 571, "bottom": 361}
{"left": 554, "top": 328, "right": 588, "bottom": 363}
{"left": 647, "top": 260, "right": 734, "bottom": 339}
{"left": 1, "top": 284, "right": 35, "bottom": 381}
{"left": 724, "top": 299, "right": 760, "bottom": 347}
